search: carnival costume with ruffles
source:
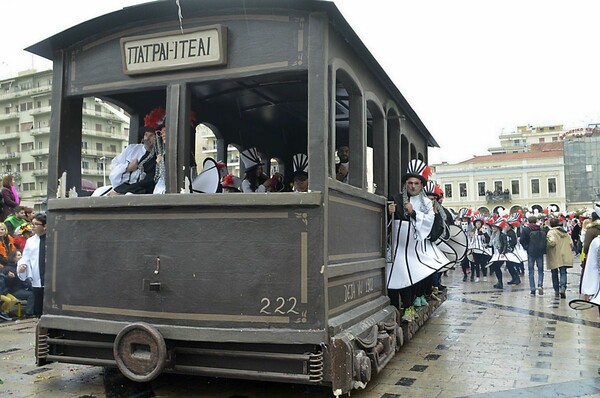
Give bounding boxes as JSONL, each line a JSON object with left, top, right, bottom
{"left": 386, "top": 161, "right": 451, "bottom": 289}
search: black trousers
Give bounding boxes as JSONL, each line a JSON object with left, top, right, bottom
{"left": 33, "top": 287, "right": 44, "bottom": 317}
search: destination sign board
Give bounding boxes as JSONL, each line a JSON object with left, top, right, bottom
{"left": 121, "top": 25, "right": 227, "bottom": 75}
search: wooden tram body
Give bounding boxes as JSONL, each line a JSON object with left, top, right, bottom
{"left": 26, "top": 0, "right": 437, "bottom": 394}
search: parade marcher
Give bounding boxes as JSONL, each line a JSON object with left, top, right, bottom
{"left": 387, "top": 160, "right": 450, "bottom": 321}
{"left": 292, "top": 153, "right": 309, "bottom": 193}
{"left": 458, "top": 208, "right": 473, "bottom": 281}
{"left": 578, "top": 233, "right": 600, "bottom": 308}
{"left": 504, "top": 215, "right": 524, "bottom": 285}
{"left": 489, "top": 219, "right": 506, "bottom": 289}
{"left": 520, "top": 215, "right": 547, "bottom": 295}
{"left": 240, "top": 148, "right": 281, "bottom": 192}
{"left": 546, "top": 218, "right": 573, "bottom": 299}
{"left": 108, "top": 107, "right": 165, "bottom": 196}
{"left": 221, "top": 174, "right": 241, "bottom": 193}
{"left": 570, "top": 219, "right": 581, "bottom": 255}
{"left": 583, "top": 211, "right": 600, "bottom": 260}
{"left": 468, "top": 213, "right": 491, "bottom": 282}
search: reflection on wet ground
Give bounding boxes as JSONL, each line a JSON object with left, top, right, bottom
{"left": 2, "top": 262, "right": 600, "bottom": 397}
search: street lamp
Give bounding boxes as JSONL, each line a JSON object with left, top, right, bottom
{"left": 99, "top": 156, "right": 107, "bottom": 186}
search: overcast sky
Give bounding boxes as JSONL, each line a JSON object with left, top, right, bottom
{"left": 2, "top": 0, "right": 599, "bottom": 164}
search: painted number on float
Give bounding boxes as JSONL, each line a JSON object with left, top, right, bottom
{"left": 260, "top": 297, "right": 299, "bottom": 315}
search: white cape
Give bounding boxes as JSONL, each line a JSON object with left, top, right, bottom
{"left": 386, "top": 219, "right": 451, "bottom": 289}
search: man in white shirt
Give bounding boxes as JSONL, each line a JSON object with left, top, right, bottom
{"left": 17, "top": 213, "right": 47, "bottom": 317}
{"left": 109, "top": 127, "right": 153, "bottom": 188}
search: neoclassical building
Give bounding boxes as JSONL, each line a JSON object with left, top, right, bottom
{"left": 433, "top": 142, "right": 565, "bottom": 215}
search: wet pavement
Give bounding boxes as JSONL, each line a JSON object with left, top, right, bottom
{"left": 2, "top": 258, "right": 600, "bottom": 397}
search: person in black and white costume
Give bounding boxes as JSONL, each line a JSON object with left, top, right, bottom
{"left": 488, "top": 218, "right": 505, "bottom": 289}
{"left": 240, "top": 148, "right": 281, "bottom": 193}
{"left": 458, "top": 208, "right": 474, "bottom": 282}
{"left": 291, "top": 153, "right": 309, "bottom": 193}
{"left": 387, "top": 160, "right": 450, "bottom": 320}
{"left": 468, "top": 214, "right": 491, "bottom": 282}
{"left": 490, "top": 215, "right": 524, "bottom": 285}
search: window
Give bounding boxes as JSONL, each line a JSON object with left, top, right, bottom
{"left": 96, "top": 142, "right": 103, "bottom": 151}
{"left": 531, "top": 178, "right": 540, "bottom": 194}
{"left": 20, "top": 142, "right": 34, "bottom": 152}
{"left": 95, "top": 104, "right": 102, "bottom": 113}
{"left": 494, "top": 181, "right": 503, "bottom": 193}
{"left": 511, "top": 180, "right": 520, "bottom": 195}
{"left": 444, "top": 183, "right": 452, "bottom": 198}
{"left": 110, "top": 144, "right": 117, "bottom": 153}
{"left": 20, "top": 122, "right": 33, "bottom": 131}
{"left": 552, "top": 137, "right": 558, "bottom": 142}
{"left": 4, "top": 126, "right": 10, "bottom": 134}
{"left": 477, "top": 182, "right": 486, "bottom": 196}
{"left": 22, "top": 162, "right": 35, "bottom": 171}
{"left": 82, "top": 161, "right": 90, "bottom": 169}
{"left": 37, "top": 141, "right": 42, "bottom": 149}
{"left": 95, "top": 124, "right": 102, "bottom": 132}
{"left": 4, "top": 107, "right": 10, "bottom": 114}
{"left": 459, "top": 183, "right": 467, "bottom": 197}
{"left": 548, "top": 177, "right": 557, "bottom": 194}
{"left": 539, "top": 138, "right": 545, "bottom": 143}
{"left": 22, "top": 182, "right": 35, "bottom": 191}
{"left": 38, "top": 161, "right": 43, "bottom": 169}
{"left": 82, "top": 142, "right": 88, "bottom": 149}
{"left": 19, "top": 102, "right": 33, "bottom": 112}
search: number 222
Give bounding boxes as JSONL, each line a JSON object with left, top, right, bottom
{"left": 260, "top": 297, "right": 299, "bottom": 315}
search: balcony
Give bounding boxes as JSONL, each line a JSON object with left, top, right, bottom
{"left": 0, "top": 112, "right": 20, "bottom": 121}
{"left": 31, "top": 148, "right": 49, "bottom": 157}
{"left": 0, "top": 132, "right": 20, "bottom": 140}
{"left": 30, "top": 85, "right": 52, "bottom": 96}
{"left": 32, "top": 168, "right": 48, "bottom": 176}
{"left": 30, "top": 127, "right": 51, "bottom": 136}
{"left": 0, "top": 152, "right": 20, "bottom": 160}
{"left": 486, "top": 192, "right": 511, "bottom": 203}
{"left": 82, "top": 128, "right": 127, "bottom": 140}
{"left": 82, "top": 168, "right": 106, "bottom": 176}
{"left": 81, "top": 149, "right": 119, "bottom": 158}
{"left": 82, "top": 107, "right": 124, "bottom": 122}
{"left": 30, "top": 106, "right": 52, "bottom": 115}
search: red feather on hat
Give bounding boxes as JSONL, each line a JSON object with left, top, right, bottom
{"left": 222, "top": 174, "right": 235, "bottom": 187}
{"left": 144, "top": 107, "right": 166, "bottom": 129}
{"left": 422, "top": 166, "right": 432, "bottom": 181}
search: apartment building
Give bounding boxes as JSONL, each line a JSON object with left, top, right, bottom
{"left": 488, "top": 124, "right": 563, "bottom": 154}
{"left": 0, "top": 69, "right": 129, "bottom": 207}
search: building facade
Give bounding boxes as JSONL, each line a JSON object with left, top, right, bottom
{"left": 488, "top": 124, "right": 563, "bottom": 154}
{"left": 0, "top": 69, "right": 129, "bottom": 207}
{"left": 562, "top": 125, "right": 600, "bottom": 209}
{"left": 434, "top": 142, "right": 565, "bottom": 215}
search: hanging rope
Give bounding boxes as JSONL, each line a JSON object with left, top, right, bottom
{"left": 176, "top": 0, "right": 184, "bottom": 33}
